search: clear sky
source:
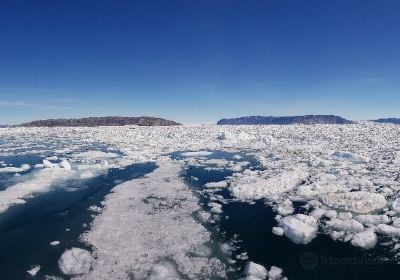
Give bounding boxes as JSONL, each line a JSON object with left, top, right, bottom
{"left": 1, "top": 0, "right": 399, "bottom": 124}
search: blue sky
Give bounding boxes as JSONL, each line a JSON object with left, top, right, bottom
{"left": 1, "top": 0, "right": 399, "bottom": 124}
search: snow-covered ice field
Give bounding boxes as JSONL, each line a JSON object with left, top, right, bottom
{"left": 1, "top": 123, "right": 400, "bottom": 279}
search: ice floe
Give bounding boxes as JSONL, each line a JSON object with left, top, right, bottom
{"left": 27, "top": 265, "right": 41, "bottom": 276}
{"left": 278, "top": 214, "right": 318, "bottom": 244}
{"left": 320, "top": 192, "right": 387, "bottom": 214}
{"left": 2, "top": 122, "right": 400, "bottom": 270}
{"left": 58, "top": 248, "right": 92, "bottom": 275}
{"left": 351, "top": 229, "right": 378, "bottom": 249}
{"left": 78, "top": 159, "right": 226, "bottom": 279}
{"left": 230, "top": 169, "right": 308, "bottom": 200}
{"left": 0, "top": 164, "right": 30, "bottom": 173}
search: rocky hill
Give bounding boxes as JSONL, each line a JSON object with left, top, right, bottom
{"left": 372, "top": 118, "right": 400, "bottom": 125}
{"left": 217, "top": 115, "right": 353, "bottom": 125}
{"left": 19, "top": 116, "right": 181, "bottom": 127}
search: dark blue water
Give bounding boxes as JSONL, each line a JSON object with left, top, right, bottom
{"left": 179, "top": 151, "right": 400, "bottom": 280}
{"left": 0, "top": 162, "right": 156, "bottom": 280}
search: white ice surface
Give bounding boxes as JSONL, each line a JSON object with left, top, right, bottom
{"left": 245, "top": 262, "right": 268, "bottom": 279}
{"left": 27, "top": 265, "right": 41, "bottom": 276}
{"left": 0, "top": 164, "right": 30, "bottom": 173}
{"left": 351, "top": 229, "right": 377, "bottom": 249}
{"left": 278, "top": 214, "right": 318, "bottom": 244}
{"left": 78, "top": 159, "right": 226, "bottom": 279}
{"left": 2, "top": 123, "right": 400, "bottom": 257}
{"left": 58, "top": 248, "right": 92, "bottom": 275}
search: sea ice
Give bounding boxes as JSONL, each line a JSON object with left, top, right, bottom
{"left": 58, "top": 248, "right": 92, "bottom": 275}
{"left": 27, "top": 265, "right": 41, "bottom": 276}
{"left": 268, "top": 266, "right": 283, "bottom": 280}
{"left": 278, "top": 214, "right": 318, "bottom": 244}
{"left": 78, "top": 159, "right": 226, "bottom": 279}
{"left": 205, "top": 181, "right": 228, "bottom": 188}
{"left": 148, "top": 262, "right": 180, "bottom": 280}
{"left": 244, "top": 262, "right": 268, "bottom": 279}
{"left": 230, "top": 169, "right": 308, "bottom": 200}
{"left": 320, "top": 192, "right": 387, "bottom": 214}
{"left": 0, "top": 164, "right": 30, "bottom": 173}
{"left": 351, "top": 229, "right": 377, "bottom": 249}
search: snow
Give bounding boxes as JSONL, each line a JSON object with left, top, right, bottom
{"left": 27, "top": 265, "right": 41, "bottom": 276}
{"left": 278, "top": 214, "right": 318, "bottom": 244}
{"left": 58, "top": 248, "right": 92, "bottom": 275}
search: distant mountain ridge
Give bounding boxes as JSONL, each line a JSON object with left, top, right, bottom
{"left": 19, "top": 116, "right": 181, "bottom": 127}
{"left": 217, "top": 115, "right": 353, "bottom": 125}
{"left": 372, "top": 118, "right": 400, "bottom": 125}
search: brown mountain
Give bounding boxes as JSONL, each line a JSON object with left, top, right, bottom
{"left": 19, "top": 116, "right": 181, "bottom": 127}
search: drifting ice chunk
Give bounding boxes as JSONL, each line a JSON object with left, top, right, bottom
{"left": 351, "top": 229, "right": 377, "bottom": 249}
{"left": 332, "top": 151, "right": 368, "bottom": 163}
{"left": 0, "top": 164, "right": 30, "bottom": 173}
{"left": 354, "top": 214, "right": 390, "bottom": 225}
{"left": 27, "top": 265, "right": 41, "bottom": 276}
{"left": 320, "top": 192, "right": 387, "bottom": 214}
{"left": 50, "top": 241, "right": 60, "bottom": 246}
{"left": 276, "top": 199, "right": 294, "bottom": 216}
{"left": 60, "top": 159, "right": 72, "bottom": 170}
{"left": 74, "top": 151, "right": 119, "bottom": 159}
{"left": 377, "top": 224, "right": 400, "bottom": 237}
{"left": 80, "top": 160, "right": 226, "bottom": 279}
{"left": 208, "top": 202, "right": 223, "bottom": 214}
{"left": 272, "top": 227, "right": 284, "bottom": 236}
{"left": 88, "top": 205, "right": 102, "bottom": 213}
{"left": 326, "top": 218, "right": 364, "bottom": 233}
{"left": 392, "top": 198, "right": 400, "bottom": 212}
{"left": 268, "top": 266, "right": 283, "bottom": 280}
{"left": 231, "top": 169, "right": 308, "bottom": 200}
{"left": 245, "top": 262, "right": 268, "bottom": 279}
{"left": 58, "top": 248, "right": 92, "bottom": 275}
{"left": 149, "top": 262, "right": 180, "bottom": 280}
{"left": 43, "top": 159, "right": 56, "bottom": 168}
{"left": 180, "top": 151, "right": 213, "bottom": 157}
{"left": 278, "top": 214, "right": 318, "bottom": 244}
{"left": 205, "top": 181, "right": 228, "bottom": 188}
